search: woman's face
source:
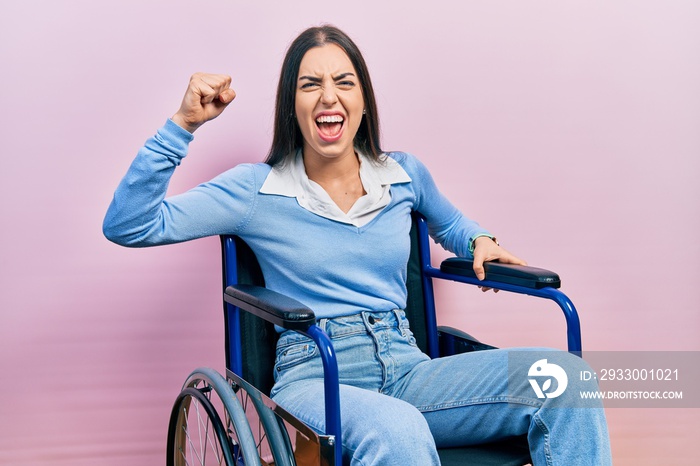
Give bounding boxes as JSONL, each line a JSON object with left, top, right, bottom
{"left": 295, "top": 44, "right": 364, "bottom": 162}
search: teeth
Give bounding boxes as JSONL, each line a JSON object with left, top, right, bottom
{"left": 316, "top": 115, "right": 344, "bottom": 123}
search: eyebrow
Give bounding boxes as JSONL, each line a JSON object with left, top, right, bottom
{"left": 298, "top": 72, "right": 357, "bottom": 82}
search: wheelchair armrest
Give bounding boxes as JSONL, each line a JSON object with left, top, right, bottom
{"left": 224, "top": 284, "right": 316, "bottom": 331}
{"left": 440, "top": 257, "right": 561, "bottom": 289}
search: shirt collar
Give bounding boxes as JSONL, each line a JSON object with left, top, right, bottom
{"left": 259, "top": 150, "right": 411, "bottom": 227}
{"left": 259, "top": 150, "right": 411, "bottom": 197}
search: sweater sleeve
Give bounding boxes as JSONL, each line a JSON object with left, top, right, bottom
{"left": 398, "top": 152, "right": 492, "bottom": 258}
{"left": 102, "top": 119, "right": 258, "bottom": 247}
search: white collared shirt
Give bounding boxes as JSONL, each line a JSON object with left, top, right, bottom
{"left": 260, "top": 151, "right": 412, "bottom": 227}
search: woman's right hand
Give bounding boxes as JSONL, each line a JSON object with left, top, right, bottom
{"left": 172, "top": 73, "right": 236, "bottom": 133}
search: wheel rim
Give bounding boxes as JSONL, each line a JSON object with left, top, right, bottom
{"left": 169, "top": 386, "right": 238, "bottom": 465}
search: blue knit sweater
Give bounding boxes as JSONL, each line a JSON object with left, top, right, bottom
{"left": 103, "top": 120, "right": 491, "bottom": 319}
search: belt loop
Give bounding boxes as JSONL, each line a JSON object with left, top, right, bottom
{"left": 392, "top": 309, "right": 407, "bottom": 336}
{"left": 318, "top": 318, "right": 328, "bottom": 332}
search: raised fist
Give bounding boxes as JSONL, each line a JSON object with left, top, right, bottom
{"left": 172, "top": 72, "right": 236, "bottom": 133}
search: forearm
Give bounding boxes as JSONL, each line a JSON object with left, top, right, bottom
{"left": 428, "top": 210, "right": 491, "bottom": 259}
{"left": 405, "top": 154, "right": 491, "bottom": 258}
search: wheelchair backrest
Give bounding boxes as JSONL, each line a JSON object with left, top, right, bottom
{"left": 221, "top": 212, "right": 432, "bottom": 395}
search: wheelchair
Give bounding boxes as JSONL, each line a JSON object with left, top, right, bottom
{"left": 166, "top": 213, "right": 582, "bottom": 466}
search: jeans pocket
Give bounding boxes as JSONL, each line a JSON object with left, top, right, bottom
{"left": 275, "top": 341, "right": 318, "bottom": 372}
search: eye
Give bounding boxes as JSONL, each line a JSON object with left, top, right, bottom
{"left": 336, "top": 81, "right": 355, "bottom": 90}
{"left": 300, "top": 82, "right": 320, "bottom": 90}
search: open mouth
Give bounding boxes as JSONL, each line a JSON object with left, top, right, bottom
{"left": 315, "top": 114, "right": 345, "bottom": 142}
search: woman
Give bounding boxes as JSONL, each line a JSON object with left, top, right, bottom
{"left": 104, "top": 25, "right": 611, "bottom": 465}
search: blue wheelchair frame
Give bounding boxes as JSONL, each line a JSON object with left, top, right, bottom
{"left": 222, "top": 213, "right": 582, "bottom": 466}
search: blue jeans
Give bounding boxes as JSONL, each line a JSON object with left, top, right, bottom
{"left": 270, "top": 310, "right": 612, "bottom": 466}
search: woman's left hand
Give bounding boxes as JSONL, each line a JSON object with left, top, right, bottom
{"left": 472, "top": 236, "right": 527, "bottom": 293}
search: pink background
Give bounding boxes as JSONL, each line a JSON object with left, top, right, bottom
{"left": 1, "top": 1, "right": 698, "bottom": 464}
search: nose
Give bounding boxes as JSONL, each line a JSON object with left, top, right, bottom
{"left": 320, "top": 84, "right": 338, "bottom": 105}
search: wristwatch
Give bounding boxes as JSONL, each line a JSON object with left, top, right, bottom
{"left": 468, "top": 234, "right": 499, "bottom": 254}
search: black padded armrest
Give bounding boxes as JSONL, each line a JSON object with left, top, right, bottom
{"left": 224, "top": 284, "right": 316, "bottom": 331}
{"left": 440, "top": 257, "right": 561, "bottom": 289}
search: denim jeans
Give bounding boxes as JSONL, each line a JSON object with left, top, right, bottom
{"left": 270, "top": 310, "right": 612, "bottom": 466}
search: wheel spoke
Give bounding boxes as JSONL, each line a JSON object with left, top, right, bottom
{"left": 193, "top": 398, "right": 208, "bottom": 464}
{"left": 183, "top": 405, "right": 204, "bottom": 465}
{"left": 204, "top": 406, "right": 224, "bottom": 464}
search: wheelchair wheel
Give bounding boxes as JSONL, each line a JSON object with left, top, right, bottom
{"left": 167, "top": 368, "right": 262, "bottom": 466}
{"left": 228, "top": 373, "right": 296, "bottom": 466}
